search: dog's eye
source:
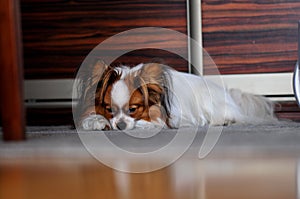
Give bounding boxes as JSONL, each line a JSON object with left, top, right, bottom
{"left": 105, "top": 106, "right": 113, "bottom": 113}
{"left": 128, "top": 106, "right": 138, "bottom": 114}
{"left": 129, "top": 107, "right": 136, "bottom": 113}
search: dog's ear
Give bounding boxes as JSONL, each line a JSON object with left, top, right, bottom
{"left": 140, "top": 63, "right": 164, "bottom": 94}
{"left": 74, "top": 59, "right": 109, "bottom": 125}
{"left": 141, "top": 63, "right": 171, "bottom": 121}
{"left": 138, "top": 63, "right": 168, "bottom": 105}
{"left": 91, "top": 60, "right": 109, "bottom": 85}
{"left": 140, "top": 63, "right": 164, "bottom": 84}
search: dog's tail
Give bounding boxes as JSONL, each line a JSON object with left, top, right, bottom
{"left": 229, "top": 89, "right": 277, "bottom": 123}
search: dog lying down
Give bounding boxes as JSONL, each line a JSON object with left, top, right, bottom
{"left": 76, "top": 61, "right": 277, "bottom": 131}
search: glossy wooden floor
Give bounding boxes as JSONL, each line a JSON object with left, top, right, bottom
{"left": 0, "top": 156, "right": 298, "bottom": 199}
{"left": 2, "top": 123, "right": 300, "bottom": 199}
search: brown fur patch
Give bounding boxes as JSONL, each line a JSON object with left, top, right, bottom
{"left": 124, "top": 63, "right": 171, "bottom": 126}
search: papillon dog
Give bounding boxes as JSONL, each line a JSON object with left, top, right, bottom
{"left": 76, "top": 61, "right": 276, "bottom": 130}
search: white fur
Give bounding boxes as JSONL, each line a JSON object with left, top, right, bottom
{"left": 82, "top": 114, "right": 110, "bottom": 130}
{"left": 110, "top": 112, "right": 136, "bottom": 130}
{"left": 111, "top": 80, "right": 130, "bottom": 108}
{"left": 167, "top": 70, "right": 273, "bottom": 128}
{"left": 110, "top": 80, "right": 136, "bottom": 130}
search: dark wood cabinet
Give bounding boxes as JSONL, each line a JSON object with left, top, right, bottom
{"left": 202, "top": 0, "right": 300, "bottom": 75}
{"left": 21, "top": 0, "right": 189, "bottom": 79}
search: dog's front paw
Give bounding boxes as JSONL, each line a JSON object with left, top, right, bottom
{"left": 135, "top": 119, "right": 167, "bottom": 129}
{"left": 81, "top": 114, "right": 111, "bottom": 130}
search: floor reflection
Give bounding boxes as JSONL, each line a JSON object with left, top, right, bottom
{"left": 0, "top": 157, "right": 297, "bottom": 199}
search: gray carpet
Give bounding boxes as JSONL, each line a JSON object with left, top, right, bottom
{"left": 1, "top": 121, "right": 300, "bottom": 160}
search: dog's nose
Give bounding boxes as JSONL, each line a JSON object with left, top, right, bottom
{"left": 116, "top": 121, "right": 127, "bottom": 130}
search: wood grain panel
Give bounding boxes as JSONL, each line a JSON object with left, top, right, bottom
{"left": 20, "top": 0, "right": 188, "bottom": 79}
{"left": 202, "top": 0, "right": 300, "bottom": 74}
{"left": 111, "top": 49, "right": 188, "bottom": 71}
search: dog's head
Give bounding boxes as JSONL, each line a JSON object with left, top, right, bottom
{"left": 80, "top": 61, "right": 171, "bottom": 130}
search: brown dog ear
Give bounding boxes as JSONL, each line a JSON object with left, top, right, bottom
{"left": 91, "top": 60, "right": 109, "bottom": 85}
{"left": 142, "top": 63, "right": 172, "bottom": 118}
{"left": 93, "top": 60, "right": 109, "bottom": 74}
{"left": 139, "top": 63, "right": 164, "bottom": 84}
{"left": 75, "top": 60, "right": 110, "bottom": 123}
{"left": 136, "top": 63, "right": 164, "bottom": 105}
{"left": 78, "top": 59, "right": 110, "bottom": 99}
